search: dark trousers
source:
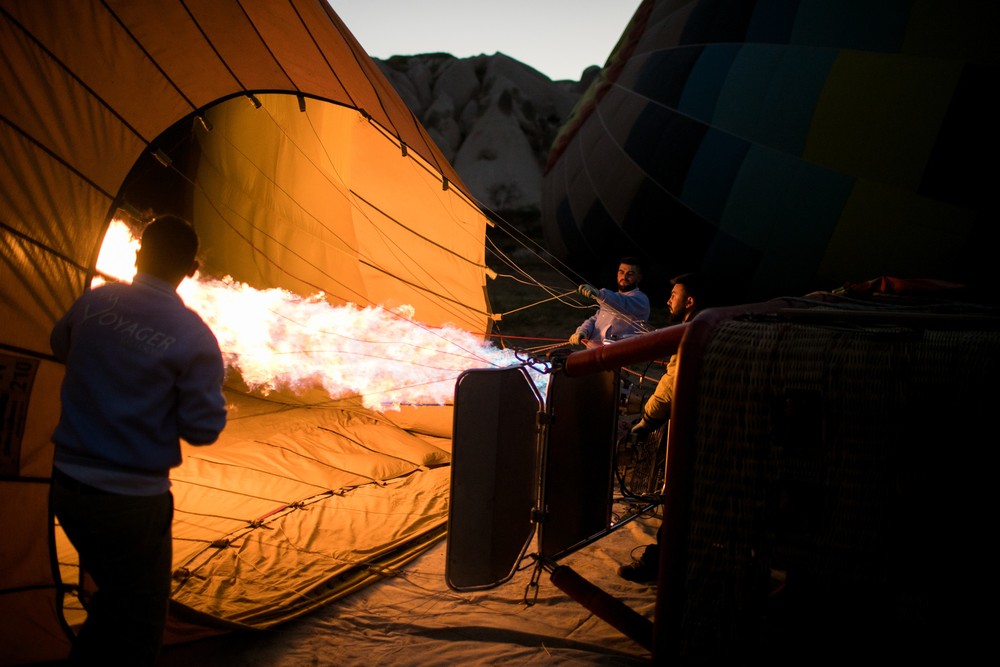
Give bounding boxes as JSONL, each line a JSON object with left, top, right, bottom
{"left": 52, "top": 470, "right": 174, "bottom": 666}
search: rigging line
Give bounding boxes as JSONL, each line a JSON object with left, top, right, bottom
{"left": 483, "top": 332, "right": 570, "bottom": 343}
{"left": 236, "top": 0, "right": 300, "bottom": 92}
{"left": 481, "top": 230, "right": 583, "bottom": 303}
{"left": 0, "top": 219, "right": 92, "bottom": 276}
{"left": 172, "top": 475, "right": 291, "bottom": 504}
{"left": 176, "top": 170, "right": 335, "bottom": 295}
{"left": 101, "top": 0, "right": 198, "bottom": 110}
{"left": 485, "top": 240, "right": 591, "bottom": 317}
{"left": 413, "top": 157, "right": 586, "bottom": 294}
{"left": 482, "top": 235, "right": 532, "bottom": 276}
{"left": 0, "top": 5, "right": 150, "bottom": 144}
{"left": 0, "top": 342, "right": 58, "bottom": 363}
{"left": 286, "top": 104, "right": 473, "bottom": 270}
{"left": 175, "top": 514, "right": 449, "bottom": 593}
{"left": 204, "top": 101, "right": 487, "bottom": 333}
{"left": 174, "top": 475, "right": 374, "bottom": 515}
{"left": 481, "top": 208, "right": 591, "bottom": 288}
{"left": 477, "top": 205, "right": 547, "bottom": 260}
{"left": 485, "top": 221, "right": 583, "bottom": 288}
{"left": 472, "top": 214, "right": 653, "bottom": 334}
{"left": 184, "top": 532, "right": 407, "bottom": 575}
{"left": 293, "top": 107, "right": 484, "bottom": 329}
{"left": 361, "top": 92, "right": 454, "bottom": 187}
{"left": 492, "top": 258, "right": 649, "bottom": 332}
{"left": 346, "top": 204, "right": 482, "bottom": 329}
{"left": 251, "top": 438, "right": 381, "bottom": 486}
{"left": 484, "top": 242, "right": 535, "bottom": 287}
{"left": 183, "top": 177, "right": 495, "bottom": 372}
{"left": 620, "top": 365, "right": 663, "bottom": 385}
{"left": 317, "top": 9, "right": 391, "bottom": 135}
{"left": 156, "top": 148, "right": 491, "bottom": 366}
{"left": 190, "top": 227, "right": 478, "bottom": 385}
{"left": 298, "top": 2, "right": 362, "bottom": 110}
{"left": 176, "top": 0, "right": 248, "bottom": 90}
{"left": 492, "top": 271, "right": 566, "bottom": 289}
{"left": 584, "top": 296, "right": 653, "bottom": 334}
{"left": 358, "top": 259, "right": 491, "bottom": 319}
{"left": 315, "top": 427, "right": 426, "bottom": 466}
{"left": 0, "top": 116, "right": 116, "bottom": 201}
{"left": 302, "top": 106, "right": 580, "bottom": 326}
{"left": 172, "top": 501, "right": 374, "bottom": 570}
{"left": 170, "top": 475, "right": 433, "bottom": 529}
{"left": 485, "top": 275, "right": 600, "bottom": 316}
{"left": 497, "top": 290, "right": 579, "bottom": 317}
{"left": 213, "top": 98, "right": 444, "bottom": 296}
{"left": 484, "top": 237, "right": 575, "bottom": 302}
{"left": 196, "top": 106, "right": 357, "bottom": 252}
{"left": 348, "top": 190, "right": 483, "bottom": 269}
{"left": 522, "top": 342, "right": 570, "bottom": 354}
{"left": 361, "top": 117, "right": 481, "bottom": 214}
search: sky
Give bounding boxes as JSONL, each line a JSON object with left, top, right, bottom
{"left": 328, "top": 1, "right": 645, "bottom": 82}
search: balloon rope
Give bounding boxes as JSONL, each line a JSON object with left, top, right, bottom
{"left": 522, "top": 341, "right": 571, "bottom": 354}
{"left": 496, "top": 290, "right": 578, "bottom": 317}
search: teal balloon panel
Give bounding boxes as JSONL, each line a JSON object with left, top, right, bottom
{"left": 542, "top": 0, "right": 999, "bottom": 303}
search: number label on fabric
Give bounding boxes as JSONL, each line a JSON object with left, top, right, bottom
{"left": 0, "top": 353, "right": 39, "bottom": 476}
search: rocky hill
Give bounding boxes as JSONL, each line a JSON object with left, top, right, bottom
{"left": 375, "top": 53, "right": 598, "bottom": 219}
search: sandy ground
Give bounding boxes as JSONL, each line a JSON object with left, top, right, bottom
{"left": 157, "top": 507, "right": 661, "bottom": 666}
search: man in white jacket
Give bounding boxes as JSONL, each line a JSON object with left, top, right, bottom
{"left": 569, "top": 257, "right": 650, "bottom": 347}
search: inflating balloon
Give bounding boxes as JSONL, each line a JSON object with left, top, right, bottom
{"left": 542, "top": 0, "right": 999, "bottom": 303}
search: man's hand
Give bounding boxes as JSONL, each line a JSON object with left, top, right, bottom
{"left": 569, "top": 332, "right": 585, "bottom": 346}
{"left": 631, "top": 417, "right": 664, "bottom": 437}
{"left": 577, "top": 284, "right": 599, "bottom": 300}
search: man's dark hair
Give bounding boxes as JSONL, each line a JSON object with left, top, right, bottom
{"left": 137, "top": 215, "right": 199, "bottom": 282}
{"left": 672, "top": 272, "right": 715, "bottom": 308}
{"left": 619, "top": 257, "right": 643, "bottom": 272}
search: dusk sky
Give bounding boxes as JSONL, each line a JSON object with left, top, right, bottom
{"left": 329, "top": 1, "right": 644, "bottom": 81}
